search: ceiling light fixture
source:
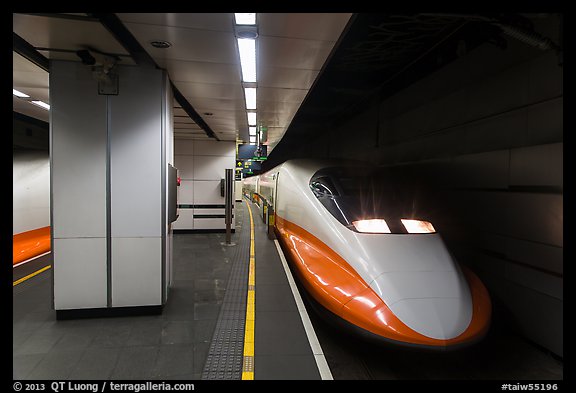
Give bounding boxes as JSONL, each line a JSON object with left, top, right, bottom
{"left": 234, "top": 13, "right": 256, "bottom": 25}
{"left": 234, "top": 12, "right": 258, "bottom": 148}
{"left": 13, "top": 88, "right": 30, "bottom": 98}
{"left": 30, "top": 100, "right": 50, "bottom": 110}
{"left": 237, "top": 38, "right": 256, "bottom": 83}
{"left": 150, "top": 40, "right": 172, "bottom": 49}
{"left": 244, "top": 87, "right": 256, "bottom": 110}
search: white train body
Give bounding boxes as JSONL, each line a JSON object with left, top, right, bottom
{"left": 244, "top": 159, "right": 491, "bottom": 349}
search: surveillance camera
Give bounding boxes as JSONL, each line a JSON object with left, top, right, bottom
{"left": 76, "top": 48, "right": 118, "bottom": 71}
{"left": 76, "top": 49, "right": 96, "bottom": 65}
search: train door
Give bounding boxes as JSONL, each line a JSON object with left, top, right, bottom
{"left": 271, "top": 172, "right": 279, "bottom": 233}
{"left": 273, "top": 172, "right": 279, "bottom": 211}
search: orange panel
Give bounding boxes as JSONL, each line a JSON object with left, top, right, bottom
{"left": 275, "top": 215, "right": 491, "bottom": 348}
{"left": 13, "top": 226, "right": 51, "bottom": 265}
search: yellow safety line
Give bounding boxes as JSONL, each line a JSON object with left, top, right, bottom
{"left": 242, "top": 199, "right": 256, "bottom": 380}
{"left": 13, "top": 265, "right": 52, "bottom": 286}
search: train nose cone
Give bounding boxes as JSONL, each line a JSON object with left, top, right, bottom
{"left": 388, "top": 297, "right": 472, "bottom": 340}
{"left": 370, "top": 270, "right": 473, "bottom": 340}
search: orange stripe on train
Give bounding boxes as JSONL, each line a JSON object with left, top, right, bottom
{"left": 275, "top": 214, "right": 491, "bottom": 347}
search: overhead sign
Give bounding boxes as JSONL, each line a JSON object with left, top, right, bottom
{"left": 241, "top": 160, "right": 261, "bottom": 175}
{"left": 238, "top": 144, "right": 267, "bottom": 160}
{"left": 238, "top": 144, "right": 257, "bottom": 159}
{"left": 260, "top": 126, "right": 268, "bottom": 143}
{"left": 254, "top": 145, "right": 267, "bottom": 160}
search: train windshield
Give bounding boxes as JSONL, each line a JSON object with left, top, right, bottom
{"left": 310, "top": 166, "right": 434, "bottom": 234}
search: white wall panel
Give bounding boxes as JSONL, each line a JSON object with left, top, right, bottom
{"left": 50, "top": 61, "right": 107, "bottom": 239}
{"left": 51, "top": 62, "right": 172, "bottom": 312}
{"left": 172, "top": 209, "right": 194, "bottom": 230}
{"left": 53, "top": 238, "right": 107, "bottom": 309}
{"left": 110, "top": 67, "right": 162, "bottom": 238}
{"left": 193, "top": 180, "right": 223, "bottom": 204}
{"left": 193, "top": 211, "right": 234, "bottom": 228}
{"left": 235, "top": 180, "right": 242, "bottom": 201}
{"left": 13, "top": 151, "right": 50, "bottom": 235}
{"left": 174, "top": 155, "right": 195, "bottom": 179}
{"left": 50, "top": 62, "right": 173, "bottom": 310}
{"left": 164, "top": 75, "right": 174, "bottom": 301}
{"left": 193, "top": 140, "right": 235, "bottom": 156}
{"left": 111, "top": 237, "right": 162, "bottom": 307}
{"left": 193, "top": 218, "right": 229, "bottom": 230}
{"left": 174, "top": 138, "right": 194, "bottom": 155}
{"left": 174, "top": 138, "right": 236, "bottom": 230}
{"left": 177, "top": 180, "right": 194, "bottom": 204}
{"left": 193, "top": 155, "right": 235, "bottom": 180}
{"left": 165, "top": 80, "right": 174, "bottom": 166}
{"left": 195, "top": 208, "right": 224, "bottom": 214}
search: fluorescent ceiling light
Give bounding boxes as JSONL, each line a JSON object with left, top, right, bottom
{"left": 31, "top": 100, "right": 50, "bottom": 110}
{"left": 249, "top": 142, "right": 256, "bottom": 145}
{"left": 249, "top": 136, "right": 256, "bottom": 143}
{"left": 247, "top": 112, "right": 256, "bottom": 126}
{"left": 234, "top": 13, "right": 256, "bottom": 25}
{"left": 237, "top": 38, "right": 256, "bottom": 83}
{"left": 244, "top": 87, "right": 256, "bottom": 110}
{"left": 249, "top": 126, "right": 257, "bottom": 136}
{"left": 13, "top": 89, "right": 30, "bottom": 98}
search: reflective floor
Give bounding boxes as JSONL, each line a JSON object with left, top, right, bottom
{"left": 13, "top": 229, "right": 236, "bottom": 380}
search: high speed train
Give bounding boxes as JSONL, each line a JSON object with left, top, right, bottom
{"left": 243, "top": 159, "right": 491, "bottom": 350}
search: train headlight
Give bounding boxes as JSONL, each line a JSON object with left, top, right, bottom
{"left": 401, "top": 219, "right": 436, "bottom": 233}
{"left": 352, "top": 219, "right": 391, "bottom": 233}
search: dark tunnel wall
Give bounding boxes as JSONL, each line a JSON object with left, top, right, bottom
{"left": 299, "top": 16, "right": 563, "bottom": 356}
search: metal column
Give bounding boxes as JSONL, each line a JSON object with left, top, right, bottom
{"left": 225, "top": 168, "right": 233, "bottom": 244}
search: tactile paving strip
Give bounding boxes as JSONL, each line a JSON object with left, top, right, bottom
{"left": 201, "top": 202, "right": 250, "bottom": 380}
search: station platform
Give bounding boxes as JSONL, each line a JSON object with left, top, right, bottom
{"left": 12, "top": 198, "right": 562, "bottom": 381}
{"left": 13, "top": 198, "right": 327, "bottom": 380}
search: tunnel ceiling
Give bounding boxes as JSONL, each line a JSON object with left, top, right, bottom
{"left": 12, "top": 13, "right": 352, "bottom": 146}
{"left": 13, "top": 13, "right": 558, "bottom": 165}
{"left": 263, "top": 13, "right": 552, "bottom": 170}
